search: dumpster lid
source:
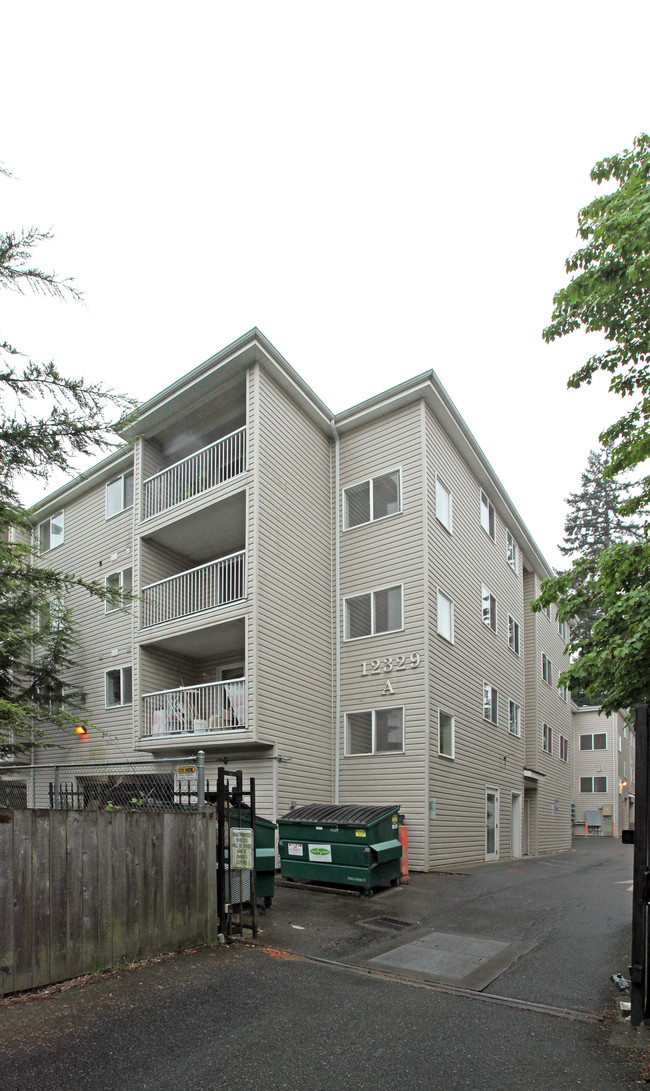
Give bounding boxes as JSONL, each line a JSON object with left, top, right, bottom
{"left": 278, "top": 804, "right": 399, "bottom": 827}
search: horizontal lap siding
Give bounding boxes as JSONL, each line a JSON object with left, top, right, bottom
{"left": 338, "top": 405, "right": 427, "bottom": 868}
{"left": 203, "top": 755, "right": 276, "bottom": 822}
{"left": 426, "top": 407, "right": 527, "bottom": 867}
{"left": 252, "top": 367, "right": 333, "bottom": 818}
{"left": 34, "top": 469, "right": 137, "bottom": 766}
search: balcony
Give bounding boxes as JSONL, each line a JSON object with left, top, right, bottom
{"left": 142, "top": 427, "right": 246, "bottom": 521}
{"left": 141, "top": 551, "right": 245, "bottom": 629}
{"left": 142, "top": 679, "right": 246, "bottom": 738}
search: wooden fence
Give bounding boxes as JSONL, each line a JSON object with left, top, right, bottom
{"left": 0, "top": 808, "right": 218, "bottom": 996}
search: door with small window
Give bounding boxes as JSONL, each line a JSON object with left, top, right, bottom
{"left": 485, "top": 788, "right": 499, "bottom": 862}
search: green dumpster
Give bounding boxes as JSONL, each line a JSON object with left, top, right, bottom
{"left": 225, "top": 807, "right": 277, "bottom": 907}
{"left": 278, "top": 804, "right": 401, "bottom": 892}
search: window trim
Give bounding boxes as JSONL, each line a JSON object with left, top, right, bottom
{"left": 483, "top": 682, "right": 498, "bottom": 725}
{"left": 541, "top": 652, "right": 553, "bottom": 686}
{"left": 508, "top": 700, "right": 521, "bottom": 738}
{"left": 343, "top": 468, "right": 402, "bottom": 530}
{"left": 436, "top": 588, "right": 455, "bottom": 643}
{"left": 480, "top": 490, "right": 496, "bottom": 541}
{"left": 344, "top": 705, "right": 405, "bottom": 756}
{"left": 106, "top": 469, "right": 134, "bottom": 520}
{"left": 579, "top": 732, "right": 607, "bottom": 751}
{"left": 105, "top": 567, "right": 133, "bottom": 614}
{"left": 508, "top": 615, "right": 521, "bottom": 656}
{"left": 542, "top": 722, "right": 553, "bottom": 754}
{"left": 435, "top": 474, "right": 453, "bottom": 534}
{"left": 481, "top": 583, "right": 497, "bottom": 633}
{"left": 343, "top": 583, "right": 404, "bottom": 641}
{"left": 438, "top": 709, "right": 455, "bottom": 759}
{"left": 105, "top": 666, "right": 133, "bottom": 708}
{"left": 37, "top": 510, "right": 65, "bottom": 553}
{"left": 580, "top": 776, "right": 608, "bottom": 794}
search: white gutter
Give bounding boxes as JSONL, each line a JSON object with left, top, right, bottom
{"left": 332, "top": 420, "right": 341, "bottom": 804}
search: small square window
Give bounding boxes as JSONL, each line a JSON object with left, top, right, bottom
{"left": 344, "top": 586, "right": 403, "bottom": 640}
{"left": 480, "top": 490, "right": 495, "bottom": 540}
{"left": 509, "top": 701, "right": 521, "bottom": 737}
{"left": 436, "top": 476, "right": 453, "bottom": 533}
{"left": 106, "top": 667, "right": 133, "bottom": 707}
{"left": 481, "top": 585, "right": 497, "bottom": 632}
{"left": 344, "top": 470, "right": 401, "bottom": 529}
{"left": 437, "top": 589, "right": 454, "bottom": 643}
{"left": 346, "top": 707, "right": 404, "bottom": 755}
{"left": 508, "top": 616, "right": 520, "bottom": 656}
{"left": 438, "top": 710, "right": 455, "bottom": 758}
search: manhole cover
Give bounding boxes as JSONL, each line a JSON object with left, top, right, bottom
{"left": 368, "top": 930, "right": 533, "bottom": 990}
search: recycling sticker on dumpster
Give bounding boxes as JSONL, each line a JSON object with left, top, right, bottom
{"left": 308, "top": 843, "right": 332, "bottom": 863}
{"left": 287, "top": 843, "right": 303, "bottom": 857}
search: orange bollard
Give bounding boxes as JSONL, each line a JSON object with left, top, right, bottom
{"left": 585, "top": 821, "right": 588, "bottom": 837}
{"left": 398, "top": 822, "right": 409, "bottom": 884}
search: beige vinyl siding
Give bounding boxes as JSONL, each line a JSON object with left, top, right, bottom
{"left": 337, "top": 403, "right": 427, "bottom": 866}
{"left": 426, "top": 406, "right": 527, "bottom": 867}
{"left": 251, "top": 365, "right": 333, "bottom": 818}
{"left": 33, "top": 469, "right": 137, "bottom": 764}
{"left": 572, "top": 708, "right": 628, "bottom": 837}
{"left": 203, "top": 754, "right": 276, "bottom": 822}
{"left": 530, "top": 594, "right": 572, "bottom": 855}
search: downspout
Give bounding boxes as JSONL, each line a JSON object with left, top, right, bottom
{"left": 612, "top": 713, "right": 618, "bottom": 838}
{"left": 332, "top": 420, "right": 341, "bottom": 804}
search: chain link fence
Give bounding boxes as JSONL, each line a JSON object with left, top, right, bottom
{"left": 0, "top": 754, "right": 217, "bottom": 812}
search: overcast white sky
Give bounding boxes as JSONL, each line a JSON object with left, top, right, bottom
{"left": 3, "top": 1, "right": 649, "bottom": 569}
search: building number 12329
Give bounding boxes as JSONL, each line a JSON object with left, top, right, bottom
{"left": 361, "top": 652, "right": 421, "bottom": 675}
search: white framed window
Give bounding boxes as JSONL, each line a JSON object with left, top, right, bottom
{"left": 38, "top": 511, "right": 65, "bottom": 552}
{"left": 560, "top": 736, "right": 569, "bottom": 763}
{"left": 481, "top": 584, "right": 497, "bottom": 632}
{"left": 558, "top": 619, "right": 568, "bottom": 642}
{"left": 344, "top": 585, "right": 403, "bottom": 640}
{"left": 438, "top": 710, "right": 455, "bottom": 759}
{"left": 38, "top": 596, "right": 65, "bottom": 631}
{"left": 542, "top": 723, "right": 553, "bottom": 754}
{"left": 559, "top": 684, "right": 568, "bottom": 702}
{"left": 579, "top": 733, "right": 607, "bottom": 751}
{"left": 105, "top": 666, "right": 133, "bottom": 707}
{"left": 345, "top": 706, "right": 404, "bottom": 755}
{"left": 508, "top": 615, "right": 521, "bottom": 656}
{"left": 437, "top": 589, "right": 454, "bottom": 643}
{"left": 483, "top": 682, "right": 498, "bottom": 725}
{"left": 343, "top": 469, "right": 401, "bottom": 529}
{"left": 541, "top": 653, "right": 552, "bottom": 686}
{"left": 106, "top": 470, "right": 134, "bottom": 519}
{"left": 105, "top": 568, "right": 133, "bottom": 613}
{"left": 580, "top": 776, "right": 607, "bottom": 794}
{"left": 618, "top": 735, "right": 622, "bottom": 752}
{"left": 436, "top": 475, "right": 453, "bottom": 533}
{"left": 508, "top": 700, "right": 521, "bottom": 738}
{"left": 480, "top": 490, "right": 495, "bottom": 540}
{"left": 506, "top": 530, "right": 518, "bottom": 573}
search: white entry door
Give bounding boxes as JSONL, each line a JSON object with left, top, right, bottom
{"left": 511, "top": 792, "right": 522, "bottom": 859}
{"left": 485, "top": 788, "right": 500, "bottom": 862}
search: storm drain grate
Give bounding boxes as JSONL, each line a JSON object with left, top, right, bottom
{"left": 360, "top": 916, "right": 416, "bottom": 932}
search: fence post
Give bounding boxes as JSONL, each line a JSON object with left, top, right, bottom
{"left": 197, "top": 751, "right": 205, "bottom": 809}
{"left": 53, "top": 767, "right": 60, "bottom": 810}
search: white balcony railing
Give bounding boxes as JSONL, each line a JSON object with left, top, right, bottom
{"left": 143, "top": 427, "right": 246, "bottom": 520}
{"left": 142, "top": 679, "right": 246, "bottom": 737}
{"left": 141, "top": 551, "right": 245, "bottom": 628}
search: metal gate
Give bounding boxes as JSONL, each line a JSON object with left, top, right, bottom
{"left": 213, "top": 767, "right": 258, "bottom": 940}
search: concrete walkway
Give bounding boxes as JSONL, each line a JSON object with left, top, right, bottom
{"left": 0, "top": 838, "right": 643, "bottom": 1089}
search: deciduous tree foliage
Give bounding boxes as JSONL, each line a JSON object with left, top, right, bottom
{"left": 0, "top": 170, "right": 135, "bottom": 756}
{"left": 534, "top": 134, "right": 650, "bottom": 711}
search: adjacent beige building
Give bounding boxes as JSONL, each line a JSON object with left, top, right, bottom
{"left": 572, "top": 708, "right": 635, "bottom": 837}
{"left": 21, "top": 329, "right": 578, "bottom": 869}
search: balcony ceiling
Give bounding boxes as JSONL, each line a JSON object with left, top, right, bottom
{"left": 142, "top": 491, "right": 246, "bottom": 564}
{"left": 140, "top": 617, "right": 245, "bottom": 658}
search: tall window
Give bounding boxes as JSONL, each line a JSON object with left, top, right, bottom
{"left": 346, "top": 707, "right": 404, "bottom": 755}
{"left": 541, "top": 653, "right": 552, "bottom": 686}
{"left": 438, "top": 710, "right": 455, "bottom": 758}
{"left": 543, "top": 723, "right": 553, "bottom": 753}
{"left": 508, "top": 615, "right": 520, "bottom": 656}
{"left": 437, "top": 589, "right": 454, "bottom": 643}
{"left": 481, "top": 585, "right": 497, "bottom": 632}
{"left": 38, "top": 511, "right": 65, "bottom": 552}
{"left": 560, "top": 736, "right": 569, "bottom": 763}
{"left": 558, "top": 619, "right": 568, "bottom": 642}
{"left": 480, "top": 490, "right": 495, "bottom": 540}
{"left": 344, "top": 585, "right": 403, "bottom": 640}
{"left": 436, "top": 475, "right": 453, "bottom": 533}
{"left": 483, "top": 683, "right": 498, "bottom": 725}
{"left": 506, "top": 530, "right": 518, "bottom": 573}
{"left": 105, "top": 568, "right": 133, "bottom": 613}
{"left": 344, "top": 470, "right": 401, "bottom": 529}
{"left": 106, "top": 470, "right": 134, "bottom": 519}
{"left": 106, "top": 666, "right": 133, "bottom": 707}
{"left": 509, "top": 700, "right": 521, "bottom": 737}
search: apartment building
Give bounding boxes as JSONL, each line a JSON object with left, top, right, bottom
{"left": 572, "top": 707, "right": 635, "bottom": 837}
{"left": 23, "top": 329, "right": 573, "bottom": 869}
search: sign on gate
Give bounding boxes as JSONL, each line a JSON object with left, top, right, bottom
{"left": 230, "top": 827, "right": 254, "bottom": 870}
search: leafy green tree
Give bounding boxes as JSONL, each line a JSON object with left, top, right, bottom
{"left": 534, "top": 134, "right": 650, "bottom": 711}
{"left": 0, "top": 170, "right": 135, "bottom": 757}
